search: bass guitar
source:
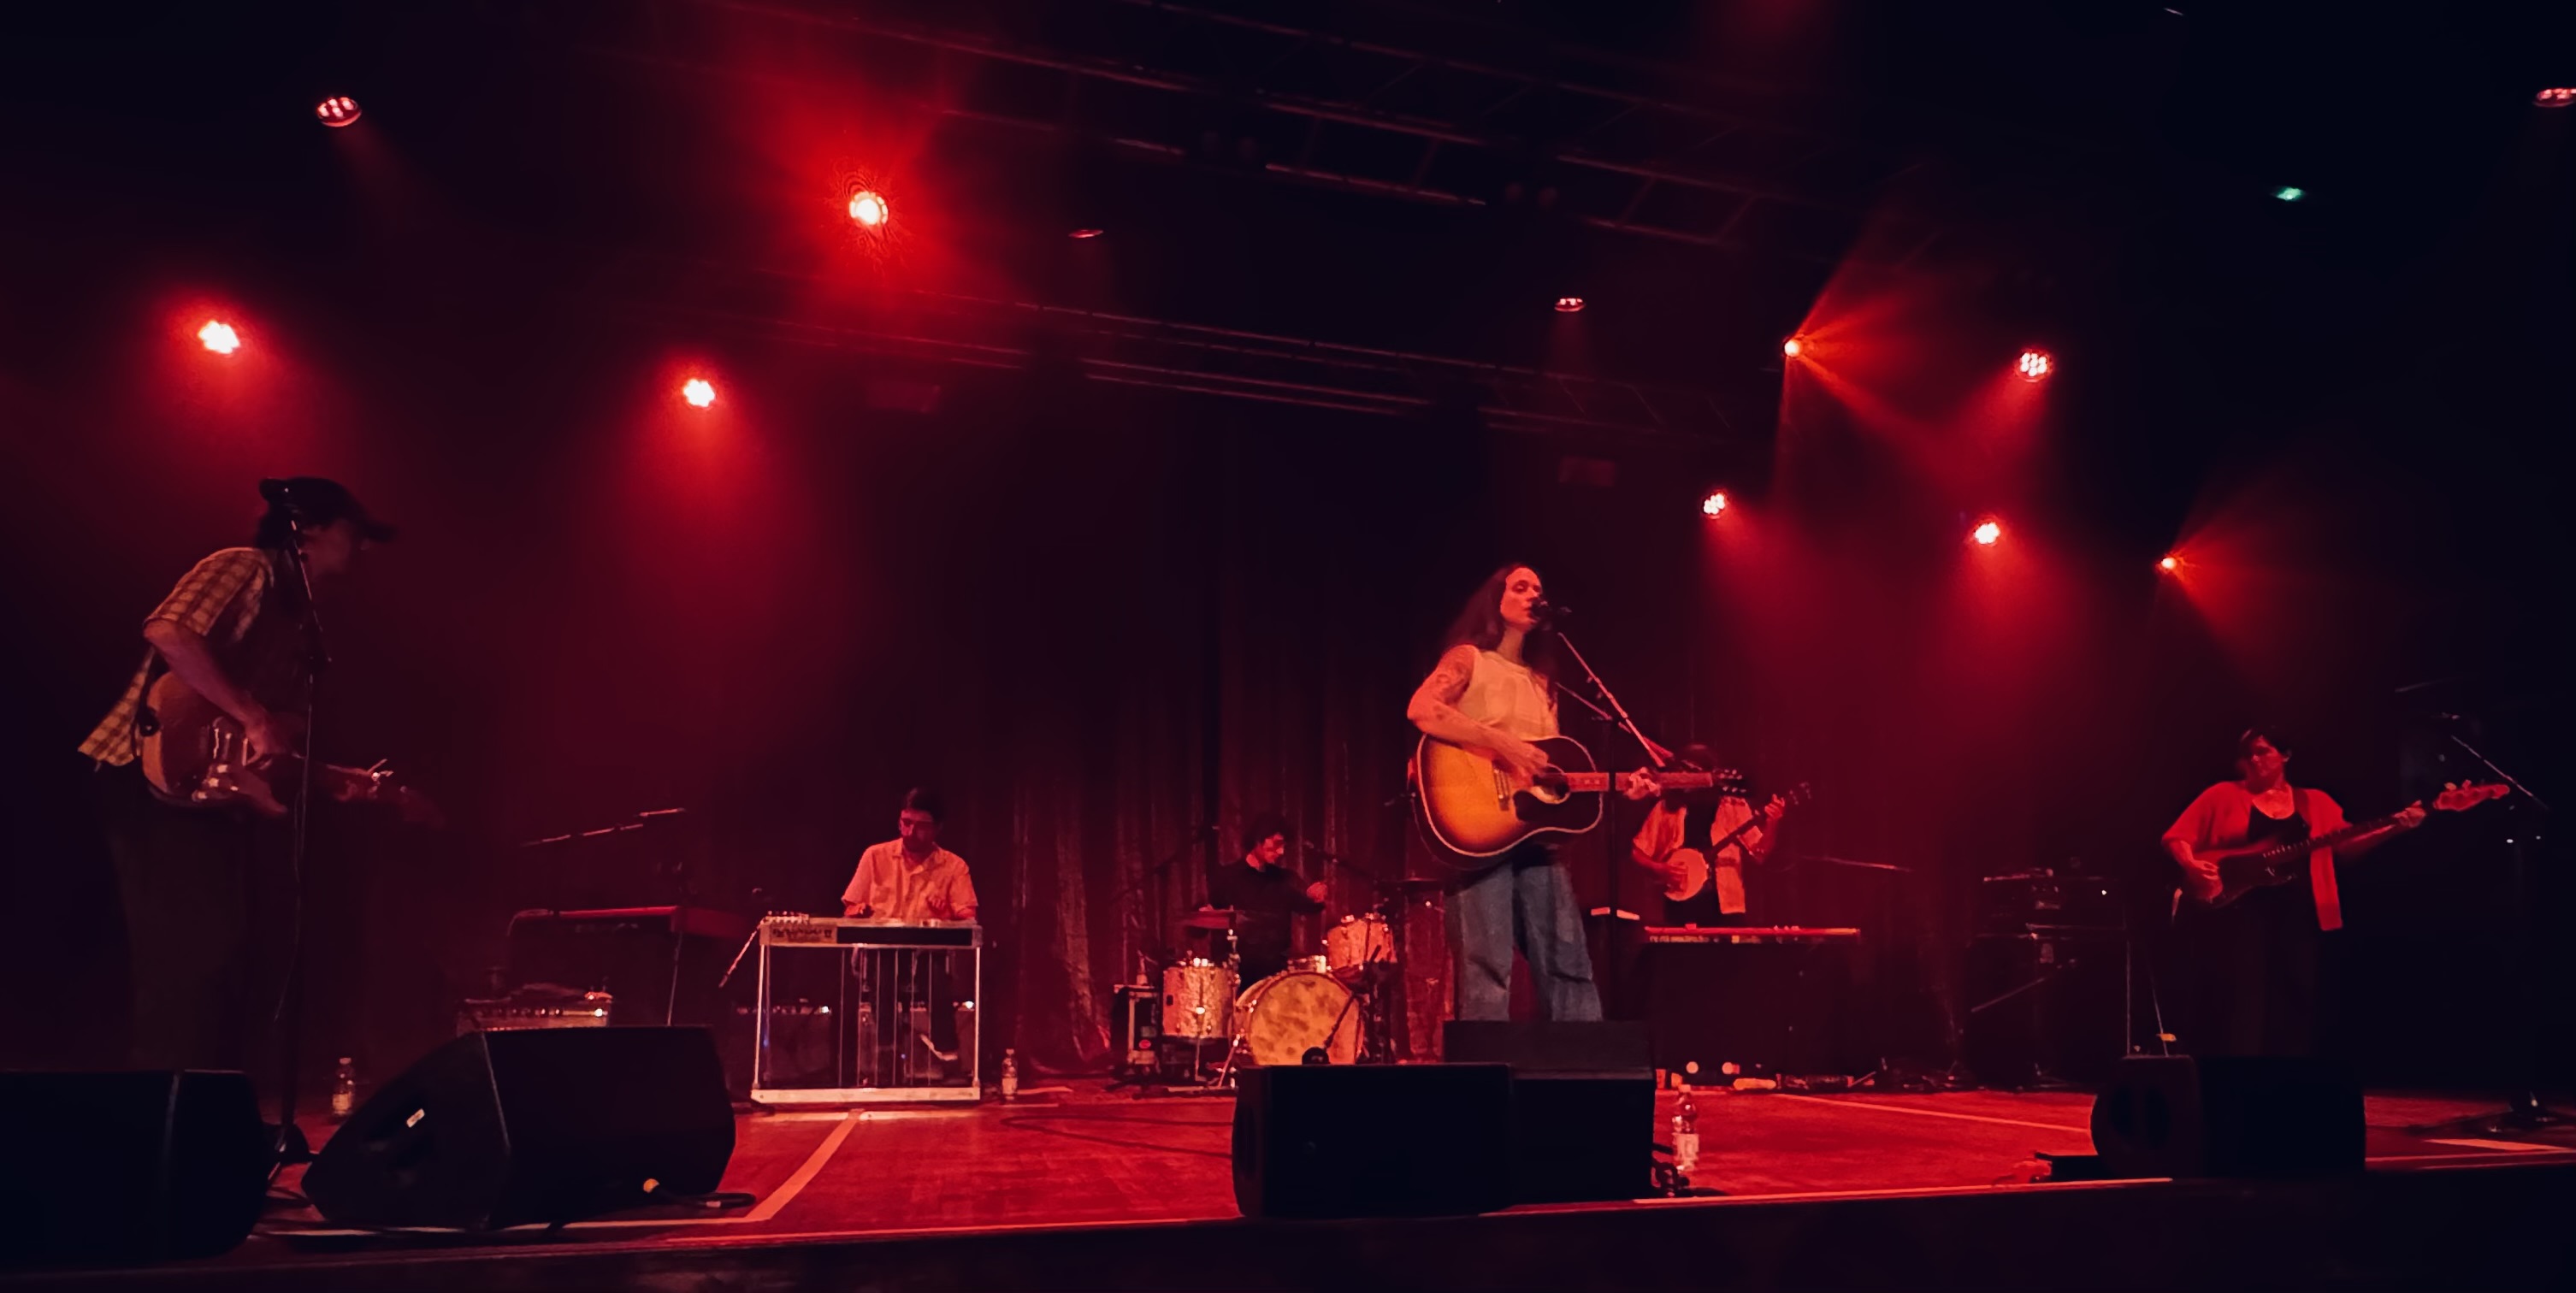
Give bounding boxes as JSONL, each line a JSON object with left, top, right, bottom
{"left": 1413, "top": 734, "right": 1742, "bottom": 868}
{"left": 2189, "top": 782, "right": 2505, "bottom": 908}
{"left": 1657, "top": 782, "right": 1813, "bottom": 901}
{"left": 139, "top": 671, "right": 441, "bottom": 825}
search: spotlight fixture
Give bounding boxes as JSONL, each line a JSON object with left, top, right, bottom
{"left": 1971, "top": 519, "right": 2002, "bottom": 546}
{"left": 1781, "top": 337, "right": 1804, "bottom": 358}
{"left": 1069, "top": 228, "right": 1103, "bottom": 239}
{"left": 198, "top": 321, "right": 240, "bottom": 355}
{"left": 1700, "top": 491, "right": 1729, "bottom": 518}
{"left": 682, "top": 378, "right": 716, "bottom": 408}
{"left": 2016, "top": 349, "right": 2053, "bottom": 381}
{"left": 315, "top": 96, "right": 361, "bottom": 127}
{"left": 2159, "top": 555, "right": 2180, "bottom": 572}
{"left": 2537, "top": 87, "right": 2575, "bottom": 109}
{"left": 2273, "top": 186, "right": 2305, "bottom": 202}
{"left": 848, "top": 189, "right": 889, "bottom": 228}
{"left": 1554, "top": 297, "right": 1585, "bottom": 313}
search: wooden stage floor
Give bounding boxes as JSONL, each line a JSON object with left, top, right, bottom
{"left": 13, "top": 1083, "right": 2576, "bottom": 1291}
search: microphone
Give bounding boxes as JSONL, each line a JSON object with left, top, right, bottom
{"left": 1533, "top": 598, "right": 1573, "bottom": 626}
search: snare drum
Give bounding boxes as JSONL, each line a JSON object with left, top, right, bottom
{"left": 1324, "top": 912, "right": 1394, "bottom": 982}
{"left": 1291, "top": 954, "right": 1332, "bottom": 975}
{"left": 1233, "top": 970, "right": 1359, "bottom": 1066}
{"left": 1161, "top": 959, "right": 1238, "bottom": 1041}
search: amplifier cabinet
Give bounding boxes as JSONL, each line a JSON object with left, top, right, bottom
{"left": 1643, "top": 929, "right": 1861, "bottom": 1078}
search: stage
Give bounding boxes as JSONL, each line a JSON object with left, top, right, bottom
{"left": 11, "top": 1084, "right": 2573, "bottom": 1291}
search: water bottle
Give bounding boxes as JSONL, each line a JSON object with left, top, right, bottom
{"left": 330, "top": 1057, "right": 357, "bottom": 1119}
{"left": 1670, "top": 1089, "right": 1700, "bottom": 1174}
{"left": 999, "top": 1048, "right": 1019, "bottom": 1101}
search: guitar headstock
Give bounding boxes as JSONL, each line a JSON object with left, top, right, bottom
{"left": 2432, "top": 782, "right": 2509, "bottom": 812}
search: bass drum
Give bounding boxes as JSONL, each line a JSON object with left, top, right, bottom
{"left": 1233, "top": 971, "right": 1359, "bottom": 1067}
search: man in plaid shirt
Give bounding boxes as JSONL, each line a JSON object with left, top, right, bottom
{"left": 83, "top": 477, "right": 393, "bottom": 1072}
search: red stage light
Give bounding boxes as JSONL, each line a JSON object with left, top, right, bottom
{"left": 1701, "top": 491, "right": 1729, "bottom": 518}
{"left": 315, "top": 96, "right": 361, "bottom": 127}
{"left": 682, "top": 378, "right": 716, "bottom": 408}
{"left": 2159, "top": 554, "right": 2180, "bottom": 572}
{"left": 848, "top": 190, "right": 889, "bottom": 228}
{"left": 1555, "top": 297, "right": 1585, "bottom": 313}
{"left": 198, "top": 321, "right": 240, "bottom": 354}
{"left": 2016, "top": 349, "right": 2053, "bottom": 381}
{"left": 2537, "top": 87, "right": 2576, "bottom": 109}
{"left": 1069, "top": 228, "right": 1103, "bottom": 239}
{"left": 1971, "top": 520, "right": 2002, "bottom": 546}
{"left": 1781, "top": 337, "right": 1803, "bottom": 358}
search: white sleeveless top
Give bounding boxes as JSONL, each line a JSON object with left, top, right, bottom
{"left": 1458, "top": 649, "right": 1557, "bottom": 741}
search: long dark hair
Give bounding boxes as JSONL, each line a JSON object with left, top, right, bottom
{"left": 1440, "top": 563, "right": 1558, "bottom": 689}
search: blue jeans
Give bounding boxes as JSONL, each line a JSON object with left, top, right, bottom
{"left": 1447, "top": 842, "right": 1602, "bottom": 1022}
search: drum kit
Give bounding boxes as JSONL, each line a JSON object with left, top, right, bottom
{"left": 1149, "top": 890, "right": 1417, "bottom": 1084}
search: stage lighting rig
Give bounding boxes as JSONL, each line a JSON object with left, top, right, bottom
{"left": 198, "top": 321, "right": 240, "bottom": 354}
{"left": 682, "top": 378, "right": 716, "bottom": 408}
{"left": 315, "top": 97, "right": 361, "bottom": 127}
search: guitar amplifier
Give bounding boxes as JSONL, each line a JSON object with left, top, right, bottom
{"left": 504, "top": 906, "right": 752, "bottom": 1028}
{"left": 1643, "top": 929, "right": 1861, "bottom": 1078}
{"left": 457, "top": 992, "right": 614, "bottom": 1036}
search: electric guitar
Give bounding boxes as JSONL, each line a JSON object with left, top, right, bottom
{"left": 1413, "top": 733, "right": 1743, "bottom": 868}
{"left": 138, "top": 671, "right": 442, "bottom": 825}
{"left": 2189, "top": 782, "right": 2506, "bottom": 908}
{"left": 1657, "top": 782, "right": 1813, "bottom": 901}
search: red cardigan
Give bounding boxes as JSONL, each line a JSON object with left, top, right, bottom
{"left": 2162, "top": 781, "right": 2349, "bottom": 930}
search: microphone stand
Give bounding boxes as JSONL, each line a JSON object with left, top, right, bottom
{"left": 1551, "top": 625, "right": 1669, "bottom": 1015}
{"left": 2409, "top": 730, "right": 2561, "bottom": 1136}
{"left": 269, "top": 526, "right": 331, "bottom": 1171}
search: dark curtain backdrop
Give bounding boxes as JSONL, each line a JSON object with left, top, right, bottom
{"left": 5, "top": 275, "right": 2564, "bottom": 1089}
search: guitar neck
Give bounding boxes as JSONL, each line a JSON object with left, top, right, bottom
{"left": 2251, "top": 813, "right": 2397, "bottom": 865}
{"left": 1557, "top": 771, "right": 1722, "bottom": 794}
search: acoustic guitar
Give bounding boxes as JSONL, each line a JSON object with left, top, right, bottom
{"left": 1413, "top": 734, "right": 1742, "bottom": 869}
{"left": 139, "top": 671, "right": 441, "bottom": 825}
{"left": 2189, "top": 782, "right": 2506, "bottom": 908}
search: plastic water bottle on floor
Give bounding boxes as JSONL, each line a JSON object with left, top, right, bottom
{"left": 330, "top": 1057, "right": 357, "bottom": 1119}
{"left": 1000, "top": 1048, "right": 1019, "bottom": 1101}
{"left": 1671, "top": 1089, "right": 1700, "bottom": 1174}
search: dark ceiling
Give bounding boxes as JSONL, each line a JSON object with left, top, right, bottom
{"left": 3, "top": 0, "right": 2568, "bottom": 454}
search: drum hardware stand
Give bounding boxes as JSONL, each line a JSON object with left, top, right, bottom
{"left": 2407, "top": 726, "right": 2562, "bottom": 1137}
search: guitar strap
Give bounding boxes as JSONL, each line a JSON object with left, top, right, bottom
{"left": 2295, "top": 787, "right": 2343, "bottom": 932}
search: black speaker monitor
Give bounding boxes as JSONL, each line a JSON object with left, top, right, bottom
{"left": 2090, "top": 1054, "right": 2363, "bottom": 1178}
{"left": 1443, "top": 1021, "right": 1656, "bottom": 1204}
{"left": 0, "top": 1069, "right": 269, "bottom": 1265}
{"left": 1232, "top": 1065, "right": 1514, "bottom": 1219}
{"left": 304, "top": 1027, "right": 736, "bottom": 1229}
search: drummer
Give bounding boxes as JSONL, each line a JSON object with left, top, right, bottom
{"left": 1204, "top": 813, "right": 1328, "bottom": 984}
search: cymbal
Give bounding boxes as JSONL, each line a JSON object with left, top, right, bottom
{"left": 1179, "top": 907, "right": 1244, "bottom": 930}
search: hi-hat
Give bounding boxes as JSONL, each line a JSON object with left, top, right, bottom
{"left": 1180, "top": 907, "right": 1244, "bottom": 930}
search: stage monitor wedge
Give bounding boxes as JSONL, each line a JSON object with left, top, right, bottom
{"left": 0, "top": 1069, "right": 269, "bottom": 1265}
{"left": 1232, "top": 1065, "right": 1514, "bottom": 1219}
{"left": 2090, "top": 1054, "right": 2363, "bottom": 1178}
{"left": 304, "top": 1027, "right": 735, "bottom": 1230}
